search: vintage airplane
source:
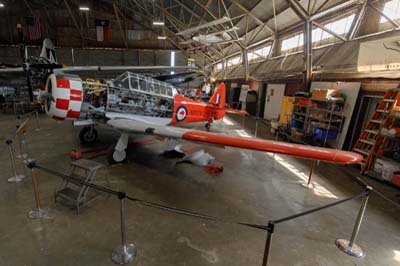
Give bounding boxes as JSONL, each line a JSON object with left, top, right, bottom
{"left": 39, "top": 71, "right": 362, "bottom": 165}
{"left": 0, "top": 30, "right": 363, "bottom": 165}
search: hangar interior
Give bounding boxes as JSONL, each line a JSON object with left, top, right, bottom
{"left": 0, "top": 0, "right": 400, "bottom": 266}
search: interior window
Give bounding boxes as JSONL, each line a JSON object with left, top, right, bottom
{"left": 167, "top": 88, "right": 172, "bottom": 96}
{"left": 160, "top": 86, "right": 166, "bottom": 95}
{"left": 122, "top": 78, "right": 130, "bottom": 88}
{"left": 148, "top": 83, "right": 154, "bottom": 93}
{"left": 154, "top": 83, "right": 160, "bottom": 94}
{"left": 139, "top": 80, "right": 147, "bottom": 91}
{"left": 130, "top": 78, "right": 139, "bottom": 90}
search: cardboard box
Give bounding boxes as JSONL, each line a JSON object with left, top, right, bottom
{"left": 311, "top": 89, "right": 340, "bottom": 100}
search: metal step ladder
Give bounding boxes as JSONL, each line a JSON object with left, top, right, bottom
{"left": 55, "top": 159, "right": 105, "bottom": 214}
{"left": 352, "top": 89, "right": 399, "bottom": 173}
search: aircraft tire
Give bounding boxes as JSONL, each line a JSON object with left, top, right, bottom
{"left": 205, "top": 123, "right": 211, "bottom": 131}
{"left": 79, "top": 126, "right": 98, "bottom": 144}
{"left": 108, "top": 148, "right": 127, "bottom": 164}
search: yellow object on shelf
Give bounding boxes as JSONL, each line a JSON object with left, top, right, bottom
{"left": 279, "top": 96, "right": 294, "bottom": 124}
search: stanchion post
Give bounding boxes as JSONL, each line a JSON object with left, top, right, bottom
{"left": 335, "top": 186, "right": 373, "bottom": 258}
{"left": 6, "top": 139, "right": 25, "bottom": 182}
{"left": 300, "top": 160, "right": 316, "bottom": 189}
{"left": 111, "top": 192, "right": 137, "bottom": 265}
{"left": 27, "top": 160, "right": 49, "bottom": 219}
{"left": 255, "top": 118, "right": 259, "bottom": 138}
{"left": 15, "top": 116, "right": 26, "bottom": 159}
{"left": 35, "top": 110, "right": 40, "bottom": 131}
{"left": 261, "top": 222, "right": 275, "bottom": 266}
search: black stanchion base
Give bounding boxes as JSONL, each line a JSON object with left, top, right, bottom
{"left": 299, "top": 182, "right": 315, "bottom": 189}
{"left": 111, "top": 244, "right": 137, "bottom": 265}
{"left": 335, "top": 239, "right": 365, "bottom": 258}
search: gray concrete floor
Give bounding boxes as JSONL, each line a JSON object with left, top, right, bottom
{"left": 0, "top": 113, "right": 400, "bottom": 266}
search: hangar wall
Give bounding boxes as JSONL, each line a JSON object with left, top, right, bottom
{"left": 213, "top": 30, "right": 400, "bottom": 82}
{"left": 0, "top": 46, "right": 188, "bottom": 67}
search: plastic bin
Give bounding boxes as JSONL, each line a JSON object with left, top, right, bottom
{"left": 313, "top": 128, "right": 337, "bottom": 140}
{"left": 290, "top": 119, "right": 302, "bottom": 128}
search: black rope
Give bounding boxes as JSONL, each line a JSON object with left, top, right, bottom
{"left": 34, "top": 162, "right": 268, "bottom": 230}
{"left": 271, "top": 188, "right": 371, "bottom": 225}
{"left": 32, "top": 162, "right": 370, "bottom": 232}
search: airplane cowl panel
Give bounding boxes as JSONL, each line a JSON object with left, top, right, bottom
{"left": 45, "top": 73, "right": 83, "bottom": 120}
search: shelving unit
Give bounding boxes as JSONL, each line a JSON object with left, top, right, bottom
{"left": 290, "top": 95, "right": 345, "bottom": 147}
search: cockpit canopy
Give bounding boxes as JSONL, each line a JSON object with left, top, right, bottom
{"left": 114, "top": 72, "right": 177, "bottom": 98}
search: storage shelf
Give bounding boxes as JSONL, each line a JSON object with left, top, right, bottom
{"left": 309, "top": 107, "right": 344, "bottom": 116}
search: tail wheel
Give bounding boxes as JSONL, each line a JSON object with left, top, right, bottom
{"left": 79, "top": 126, "right": 98, "bottom": 144}
{"left": 205, "top": 123, "right": 211, "bottom": 130}
{"left": 107, "top": 147, "right": 127, "bottom": 164}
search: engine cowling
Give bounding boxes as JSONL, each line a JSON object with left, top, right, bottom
{"left": 44, "top": 73, "right": 83, "bottom": 120}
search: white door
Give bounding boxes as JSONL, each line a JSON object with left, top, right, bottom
{"left": 264, "top": 84, "right": 285, "bottom": 120}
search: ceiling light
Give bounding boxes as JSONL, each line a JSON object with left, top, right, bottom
{"left": 153, "top": 21, "right": 165, "bottom": 26}
{"left": 157, "top": 36, "right": 167, "bottom": 40}
{"left": 79, "top": 6, "right": 90, "bottom": 11}
{"left": 0, "top": 3, "right": 5, "bottom": 8}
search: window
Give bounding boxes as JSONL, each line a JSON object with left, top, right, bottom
{"left": 281, "top": 33, "right": 304, "bottom": 51}
{"left": 215, "top": 63, "right": 223, "bottom": 71}
{"left": 227, "top": 55, "right": 241, "bottom": 67}
{"left": 130, "top": 78, "right": 139, "bottom": 90}
{"left": 121, "top": 78, "right": 130, "bottom": 89}
{"left": 154, "top": 83, "right": 160, "bottom": 94}
{"left": 160, "top": 85, "right": 166, "bottom": 95}
{"left": 248, "top": 45, "right": 271, "bottom": 62}
{"left": 139, "top": 79, "right": 147, "bottom": 91}
{"left": 167, "top": 87, "right": 173, "bottom": 96}
{"left": 380, "top": 0, "right": 400, "bottom": 23}
{"left": 281, "top": 14, "right": 355, "bottom": 52}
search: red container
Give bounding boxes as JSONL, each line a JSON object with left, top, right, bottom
{"left": 298, "top": 98, "right": 310, "bottom": 106}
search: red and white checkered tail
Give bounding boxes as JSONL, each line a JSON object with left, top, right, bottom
{"left": 44, "top": 73, "right": 83, "bottom": 121}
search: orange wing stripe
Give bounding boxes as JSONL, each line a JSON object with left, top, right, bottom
{"left": 182, "top": 131, "right": 362, "bottom": 164}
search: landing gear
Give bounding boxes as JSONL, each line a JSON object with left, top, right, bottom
{"left": 79, "top": 126, "right": 98, "bottom": 144}
{"left": 205, "top": 119, "right": 213, "bottom": 131}
{"left": 108, "top": 133, "right": 128, "bottom": 164}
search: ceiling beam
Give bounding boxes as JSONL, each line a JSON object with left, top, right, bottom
{"left": 312, "top": 21, "right": 347, "bottom": 41}
{"left": 230, "top": 0, "right": 275, "bottom": 35}
{"left": 368, "top": 2, "right": 400, "bottom": 29}
{"left": 287, "top": 0, "right": 310, "bottom": 21}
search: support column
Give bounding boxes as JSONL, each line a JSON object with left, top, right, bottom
{"left": 243, "top": 48, "right": 249, "bottom": 82}
{"left": 304, "top": 20, "right": 313, "bottom": 86}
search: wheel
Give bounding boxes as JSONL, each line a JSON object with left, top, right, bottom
{"left": 107, "top": 147, "right": 127, "bottom": 164}
{"left": 205, "top": 123, "right": 211, "bottom": 130}
{"left": 79, "top": 126, "right": 98, "bottom": 144}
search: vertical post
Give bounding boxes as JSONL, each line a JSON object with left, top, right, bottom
{"left": 6, "top": 139, "right": 25, "bottom": 182}
{"left": 300, "top": 160, "right": 316, "bottom": 189}
{"left": 335, "top": 186, "right": 372, "bottom": 258}
{"left": 27, "top": 160, "right": 49, "bottom": 219}
{"left": 15, "top": 116, "right": 26, "bottom": 159}
{"left": 261, "top": 222, "right": 275, "bottom": 266}
{"left": 243, "top": 48, "right": 249, "bottom": 82}
{"left": 304, "top": 20, "right": 313, "bottom": 85}
{"left": 35, "top": 110, "right": 40, "bottom": 131}
{"left": 255, "top": 118, "right": 259, "bottom": 137}
{"left": 112, "top": 192, "right": 137, "bottom": 265}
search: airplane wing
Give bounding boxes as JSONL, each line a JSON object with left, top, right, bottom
{"left": 106, "top": 118, "right": 362, "bottom": 165}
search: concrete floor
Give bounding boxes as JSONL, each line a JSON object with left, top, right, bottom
{"left": 0, "top": 113, "right": 400, "bottom": 266}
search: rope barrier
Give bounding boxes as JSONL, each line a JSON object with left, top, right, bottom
{"left": 33, "top": 162, "right": 269, "bottom": 231}
{"left": 32, "top": 162, "right": 377, "bottom": 233}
